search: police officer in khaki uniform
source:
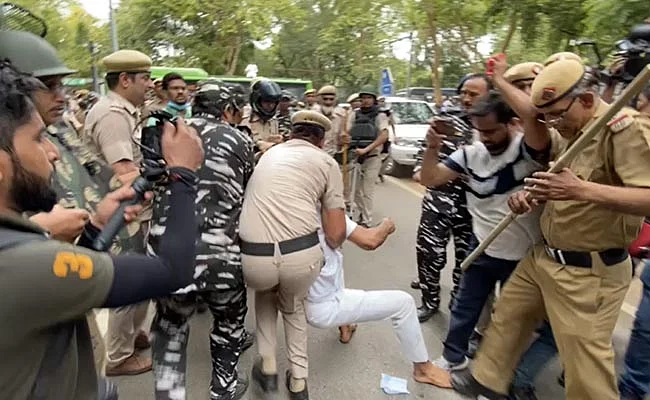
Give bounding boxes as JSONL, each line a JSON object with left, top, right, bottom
{"left": 503, "top": 62, "right": 543, "bottom": 95}
{"left": 345, "top": 86, "right": 390, "bottom": 226}
{"left": 452, "top": 59, "right": 650, "bottom": 400}
{"left": 83, "top": 49, "right": 155, "bottom": 376}
{"left": 240, "top": 110, "right": 346, "bottom": 399}
{"left": 315, "top": 85, "right": 346, "bottom": 157}
{"left": 240, "top": 79, "right": 282, "bottom": 155}
{"left": 304, "top": 89, "right": 318, "bottom": 110}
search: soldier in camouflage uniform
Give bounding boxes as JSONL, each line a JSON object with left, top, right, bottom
{"left": 412, "top": 74, "right": 490, "bottom": 322}
{"left": 148, "top": 82, "right": 255, "bottom": 400}
{"left": 277, "top": 90, "right": 293, "bottom": 140}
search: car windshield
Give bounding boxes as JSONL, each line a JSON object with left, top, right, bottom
{"left": 387, "top": 102, "right": 434, "bottom": 125}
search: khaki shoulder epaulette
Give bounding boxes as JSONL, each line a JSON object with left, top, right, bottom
{"left": 607, "top": 108, "right": 640, "bottom": 134}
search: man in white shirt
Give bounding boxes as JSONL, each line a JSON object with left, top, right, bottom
{"left": 420, "top": 91, "right": 551, "bottom": 386}
{"left": 305, "top": 216, "right": 447, "bottom": 387}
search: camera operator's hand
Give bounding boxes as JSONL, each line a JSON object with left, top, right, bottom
{"left": 91, "top": 186, "right": 154, "bottom": 229}
{"left": 608, "top": 57, "right": 626, "bottom": 77}
{"left": 425, "top": 120, "right": 445, "bottom": 150}
{"left": 30, "top": 205, "right": 90, "bottom": 243}
{"left": 161, "top": 118, "right": 204, "bottom": 171}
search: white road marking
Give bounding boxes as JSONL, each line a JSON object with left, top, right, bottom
{"left": 385, "top": 176, "right": 640, "bottom": 319}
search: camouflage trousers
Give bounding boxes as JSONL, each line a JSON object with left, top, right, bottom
{"left": 416, "top": 194, "right": 472, "bottom": 310}
{"left": 151, "top": 288, "right": 248, "bottom": 400}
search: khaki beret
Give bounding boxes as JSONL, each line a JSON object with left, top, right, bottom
{"left": 317, "top": 85, "right": 337, "bottom": 96}
{"left": 102, "top": 50, "right": 152, "bottom": 73}
{"left": 304, "top": 89, "right": 316, "bottom": 96}
{"left": 543, "top": 52, "right": 583, "bottom": 67}
{"left": 531, "top": 59, "right": 585, "bottom": 108}
{"left": 504, "top": 62, "right": 543, "bottom": 83}
{"left": 291, "top": 110, "right": 332, "bottom": 131}
{"left": 346, "top": 93, "right": 360, "bottom": 103}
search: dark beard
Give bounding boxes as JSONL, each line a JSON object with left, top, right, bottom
{"left": 10, "top": 155, "right": 58, "bottom": 213}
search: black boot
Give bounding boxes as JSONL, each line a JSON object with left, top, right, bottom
{"left": 210, "top": 374, "right": 249, "bottom": 400}
{"left": 451, "top": 369, "right": 508, "bottom": 399}
{"left": 417, "top": 305, "right": 438, "bottom": 322}
{"left": 251, "top": 359, "right": 278, "bottom": 393}
{"left": 285, "top": 370, "right": 309, "bottom": 400}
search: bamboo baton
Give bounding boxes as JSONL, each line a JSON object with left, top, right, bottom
{"left": 461, "top": 64, "right": 650, "bottom": 271}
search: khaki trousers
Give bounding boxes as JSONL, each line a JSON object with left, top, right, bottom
{"left": 353, "top": 154, "right": 382, "bottom": 225}
{"left": 105, "top": 301, "right": 150, "bottom": 367}
{"left": 472, "top": 244, "right": 631, "bottom": 400}
{"left": 87, "top": 310, "right": 106, "bottom": 374}
{"left": 242, "top": 244, "right": 323, "bottom": 380}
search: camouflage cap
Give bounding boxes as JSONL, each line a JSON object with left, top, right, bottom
{"left": 531, "top": 59, "right": 585, "bottom": 108}
{"left": 317, "top": 85, "right": 337, "bottom": 96}
{"left": 102, "top": 50, "right": 152, "bottom": 73}
{"left": 304, "top": 89, "right": 316, "bottom": 96}
{"left": 543, "top": 52, "right": 583, "bottom": 67}
{"left": 346, "top": 93, "right": 360, "bottom": 103}
{"left": 503, "top": 62, "right": 544, "bottom": 83}
{"left": 291, "top": 110, "right": 332, "bottom": 131}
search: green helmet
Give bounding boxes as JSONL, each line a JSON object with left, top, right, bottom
{"left": 0, "top": 30, "right": 77, "bottom": 77}
{"left": 358, "top": 84, "right": 377, "bottom": 98}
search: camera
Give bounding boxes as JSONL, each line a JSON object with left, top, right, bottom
{"left": 612, "top": 23, "right": 650, "bottom": 83}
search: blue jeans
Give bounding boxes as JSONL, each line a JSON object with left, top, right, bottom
{"left": 442, "top": 251, "right": 519, "bottom": 364}
{"left": 619, "top": 262, "right": 650, "bottom": 400}
{"left": 512, "top": 320, "right": 558, "bottom": 390}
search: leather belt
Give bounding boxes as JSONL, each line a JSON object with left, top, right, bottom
{"left": 543, "top": 242, "right": 628, "bottom": 269}
{"left": 241, "top": 231, "right": 319, "bottom": 257}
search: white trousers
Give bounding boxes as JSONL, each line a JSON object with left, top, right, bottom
{"left": 305, "top": 289, "right": 429, "bottom": 363}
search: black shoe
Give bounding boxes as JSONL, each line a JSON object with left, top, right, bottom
{"left": 509, "top": 386, "right": 538, "bottom": 400}
{"left": 417, "top": 305, "right": 438, "bottom": 322}
{"left": 466, "top": 330, "right": 483, "bottom": 359}
{"left": 211, "top": 374, "right": 249, "bottom": 400}
{"left": 410, "top": 279, "right": 421, "bottom": 290}
{"left": 241, "top": 331, "right": 255, "bottom": 353}
{"left": 557, "top": 370, "right": 565, "bottom": 387}
{"left": 451, "top": 369, "right": 507, "bottom": 400}
{"left": 251, "top": 360, "right": 278, "bottom": 392}
{"left": 285, "top": 370, "right": 309, "bottom": 400}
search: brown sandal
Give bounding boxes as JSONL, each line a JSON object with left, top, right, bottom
{"left": 338, "top": 324, "right": 357, "bottom": 344}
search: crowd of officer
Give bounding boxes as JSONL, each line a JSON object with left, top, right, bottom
{"left": 2, "top": 12, "right": 650, "bottom": 400}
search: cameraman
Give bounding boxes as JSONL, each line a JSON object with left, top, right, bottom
{"left": 0, "top": 61, "right": 203, "bottom": 399}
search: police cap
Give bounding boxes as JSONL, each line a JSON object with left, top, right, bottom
{"left": 304, "top": 89, "right": 316, "bottom": 96}
{"left": 102, "top": 50, "right": 152, "bottom": 74}
{"left": 317, "top": 85, "right": 337, "bottom": 96}
{"left": 543, "top": 52, "right": 583, "bottom": 67}
{"left": 291, "top": 110, "right": 332, "bottom": 132}
{"left": 531, "top": 59, "right": 585, "bottom": 108}
{"left": 346, "top": 93, "right": 360, "bottom": 103}
{"left": 503, "top": 62, "right": 543, "bottom": 84}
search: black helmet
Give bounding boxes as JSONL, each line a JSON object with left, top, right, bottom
{"left": 194, "top": 81, "right": 247, "bottom": 118}
{"left": 250, "top": 78, "right": 281, "bottom": 120}
{"left": 0, "top": 30, "right": 77, "bottom": 77}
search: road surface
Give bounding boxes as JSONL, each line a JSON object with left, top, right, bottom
{"left": 104, "top": 177, "right": 639, "bottom": 399}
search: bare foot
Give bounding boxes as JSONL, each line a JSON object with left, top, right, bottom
{"left": 338, "top": 324, "right": 357, "bottom": 344}
{"left": 413, "top": 362, "right": 452, "bottom": 388}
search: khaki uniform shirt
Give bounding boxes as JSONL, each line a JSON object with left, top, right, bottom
{"left": 320, "top": 107, "right": 346, "bottom": 156}
{"left": 541, "top": 103, "right": 650, "bottom": 251}
{"left": 239, "top": 139, "right": 345, "bottom": 243}
{"left": 241, "top": 105, "right": 280, "bottom": 144}
{"left": 83, "top": 91, "right": 143, "bottom": 166}
{"left": 346, "top": 110, "right": 390, "bottom": 156}
{"left": 0, "top": 214, "right": 114, "bottom": 400}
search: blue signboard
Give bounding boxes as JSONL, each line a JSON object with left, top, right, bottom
{"left": 380, "top": 68, "right": 393, "bottom": 96}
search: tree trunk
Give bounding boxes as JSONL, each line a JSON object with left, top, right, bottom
{"left": 426, "top": 8, "right": 442, "bottom": 107}
{"left": 226, "top": 36, "right": 242, "bottom": 75}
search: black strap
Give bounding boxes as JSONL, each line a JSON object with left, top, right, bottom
{"left": 0, "top": 226, "right": 75, "bottom": 400}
